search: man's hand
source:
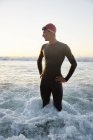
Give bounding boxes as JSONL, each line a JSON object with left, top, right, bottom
{"left": 40, "top": 74, "right": 43, "bottom": 79}
{"left": 55, "top": 76, "right": 66, "bottom": 83}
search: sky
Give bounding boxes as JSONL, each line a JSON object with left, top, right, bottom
{"left": 0, "top": 0, "right": 93, "bottom": 57}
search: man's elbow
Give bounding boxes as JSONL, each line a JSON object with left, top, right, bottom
{"left": 70, "top": 58, "right": 77, "bottom": 68}
{"left": 37, "top": 57, "right": 40, "bottom": 65}
{"left": 73, "top": 61, "right": 77, "bottom": 69}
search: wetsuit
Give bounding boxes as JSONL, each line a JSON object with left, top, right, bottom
{"left": 37, "top": 41, "right": 77, "bottom": 111}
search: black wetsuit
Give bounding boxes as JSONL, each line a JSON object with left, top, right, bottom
{"left": 37, "top": 41, "right": 77, "bottom": 111}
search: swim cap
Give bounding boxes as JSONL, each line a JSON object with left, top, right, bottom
{"left": 42, "top": 23, "right": 56, "bottom": 34}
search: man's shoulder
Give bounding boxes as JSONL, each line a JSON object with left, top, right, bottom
{"left": 57, "top": 41, "right": 67, "bottom": 46}
{"left": 42, "top": 43, "right": 48, "bottom": 49}
{"left": 56, "top": 41, "right": 69, "bottom": 50}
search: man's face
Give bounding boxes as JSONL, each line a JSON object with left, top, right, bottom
{"left": 42, "top": 30, "right": 51, "bottom": 41}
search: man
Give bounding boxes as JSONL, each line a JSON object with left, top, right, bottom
{"left": 37, "top": 23, "right": 77, "bottom": 111}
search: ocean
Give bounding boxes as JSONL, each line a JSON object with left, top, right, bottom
{"left": 0, "top": 57, "right": 93, "bottom": 140}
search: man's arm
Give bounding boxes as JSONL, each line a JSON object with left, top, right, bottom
{"left": 65, "top": 57, "right": 77, "bottom": 82}
{"left": 64, "top": 45, "right": 77, "bottom": 82}
{"left": 37, "top": 46, "right": 44, "bottom": 76}
{"left": 56, "top": 45, "right": 77, "bottom": 83}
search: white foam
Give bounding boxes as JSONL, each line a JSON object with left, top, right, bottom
{"left": 0, "top": 96, "right": 93, "bottom": 140}
{"left": 6, "top": 134, "right": 27, "bottom": 140}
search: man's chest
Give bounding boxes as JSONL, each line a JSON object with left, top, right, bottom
{"left": 43, "top": 47, "right": 62, "bottom": 58}
{"left": 43, "top": 46, "right": 64, "bottom": 60}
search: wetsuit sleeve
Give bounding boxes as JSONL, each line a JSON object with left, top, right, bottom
{"left": 37, "top": 46, "right": 44, "bottom": 75}
{"left": 65, "top": 45, "right": 77, "bottom": 81}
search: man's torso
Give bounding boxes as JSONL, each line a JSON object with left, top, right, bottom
{"left": 42, "top": 41, "right": 67, "bottom": 78}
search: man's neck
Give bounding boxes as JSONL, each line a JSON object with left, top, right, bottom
{"left": 49, "top": 38, "right": 57, "bottom": 45}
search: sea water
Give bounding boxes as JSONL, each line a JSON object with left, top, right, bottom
{"left": 0, "top": 58, "right": 93, "bottom": 140}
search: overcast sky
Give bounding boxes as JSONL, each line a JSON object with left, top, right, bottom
{"left": 0, "top": 0, "right": 93, "bottom": 57}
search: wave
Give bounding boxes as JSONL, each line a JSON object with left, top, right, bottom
{"left": 0, "top": 57, "right": 93, "bottom": 62}
{"left": 76, "top": 57, "right": 93, "bottom": 62}
{"left": 0, "top": 97, "right": 93, "bottom": 140}
{"left": 0, "top": 57, "right": 37, "bottom": 61}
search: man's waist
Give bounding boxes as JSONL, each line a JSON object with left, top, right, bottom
{"left": 43, "top": 71, "right": 61, "bottom": 78}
